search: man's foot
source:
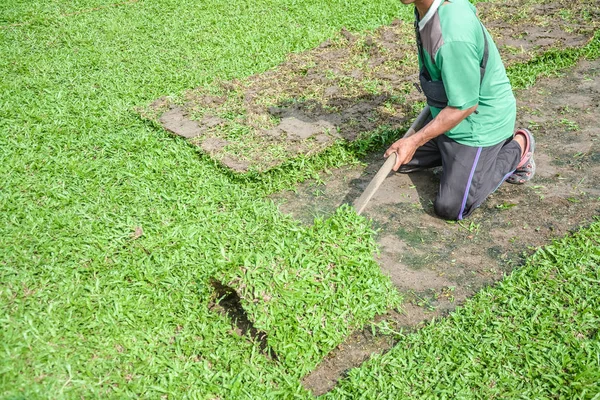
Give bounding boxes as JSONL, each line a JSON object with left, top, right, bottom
{"left": 398, "top": 165, "right": 429, "bottom": 173}
{"left": 506, "top": 128, "right": 535, "bottom": 184}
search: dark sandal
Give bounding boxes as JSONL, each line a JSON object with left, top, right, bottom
{"left": 506, "top": 128, "right": 536, "bottom": 184}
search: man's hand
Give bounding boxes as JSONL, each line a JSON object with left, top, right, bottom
{"left": 384, "top": 104, "right": 479, "bottom": 171}
{"left": 384, "top": 136, "right": 420, "bottom": 171}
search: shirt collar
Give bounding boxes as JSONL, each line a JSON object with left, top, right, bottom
{"left": 418, "top": 0, "right": 445, "bottom": 30}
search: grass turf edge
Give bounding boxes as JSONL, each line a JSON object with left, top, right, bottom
{"left": 214, "top": 204, "right": 404, "bottom": 378}
{"left": 324, "top": 219, "right": 600, "bottom": 399}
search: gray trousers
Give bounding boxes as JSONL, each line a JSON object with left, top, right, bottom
{"left": 402, "top": 134, "right": 521, "bottom": 220}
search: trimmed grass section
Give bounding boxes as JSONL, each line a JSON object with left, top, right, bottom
{"left": 327, "top": 221, "right": 600, "bottom": 399}
{"left": 217, "top": 205, "right": 401, "bottom": 377}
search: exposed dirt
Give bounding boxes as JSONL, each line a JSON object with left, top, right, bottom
{"left": 140, "top": 0, "right": 598, "bottom": 173}
{"left": 479, "top": 0, "right": 599, "bottom": 63}
{"left": 273, "top": 57, "right": 600, "bottom": 396}
{"left": 159, "top": 107, "right": 204, "bottom": 138}
{"left": 208, "top": 280, "right": 278, "bottom": 361}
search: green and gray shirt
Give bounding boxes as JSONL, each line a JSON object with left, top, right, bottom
{"left": 417, "top": 0, "right": 516, "bottom": 147}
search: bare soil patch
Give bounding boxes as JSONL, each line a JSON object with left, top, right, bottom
{"left": 139, "top": 0, "right": 598, "bottom": 173}
{"left": 274, "top": 57, "right": 600, "bottom": 396}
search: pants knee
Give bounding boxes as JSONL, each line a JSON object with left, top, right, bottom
{"left": 434, "top": 196, "right": 463, "bottom": 221}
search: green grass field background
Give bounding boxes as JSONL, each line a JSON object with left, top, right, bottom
{"left": 1, "top": 0, "right": 599, "bottom": 398}
{"left": 1, "top": 1, "right": 405, "bottom": 397}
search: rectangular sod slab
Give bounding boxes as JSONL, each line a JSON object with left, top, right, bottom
{"left": 139, "top": 21, "right": 420, "bottom": 174}
{"left": 212, "top": 206, "right": 402, "bottom": 378}
{"left": 139, "top": 0, "right": 598, "bottom": 174}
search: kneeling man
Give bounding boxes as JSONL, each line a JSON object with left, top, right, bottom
{"left": 385, "top": 0, "right": 535, "bottom": 220}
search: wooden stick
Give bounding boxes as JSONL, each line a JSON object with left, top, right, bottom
{"left": 353, "top": 106, "right": 431, "bottom": 215}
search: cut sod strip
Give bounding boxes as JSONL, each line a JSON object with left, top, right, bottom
{"left": 213, "top": 206, "right": 402, "bottom": 378}
{"left": 326, "top": 221, "right": 600, "bottom": 399}
{"left": 140, "top": 0, "right": 599, "bottom": 174}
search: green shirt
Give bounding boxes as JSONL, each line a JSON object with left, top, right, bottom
{"left": 417, "top": 0, "right": 516, "bottom": 147}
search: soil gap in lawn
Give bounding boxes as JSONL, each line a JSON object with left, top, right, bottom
{"left": 209, "top": 280, "right": 279, "bottom": 362}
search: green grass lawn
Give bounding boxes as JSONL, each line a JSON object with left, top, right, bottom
{"left": 1, "top": 1, "right": 404, "bottom": 397}
{"left": 1, "top": 0, "right": 599, "bottom": 398}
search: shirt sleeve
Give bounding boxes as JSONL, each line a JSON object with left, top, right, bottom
{"left": 435, "top": 41, "right": 480, "bottom": 110}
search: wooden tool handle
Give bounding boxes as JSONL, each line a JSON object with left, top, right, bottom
{"left": 353, "top": 106, "right": 431, "bottom": 215}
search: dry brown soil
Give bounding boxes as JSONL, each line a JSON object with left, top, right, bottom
{"left": 140, "top": 0, "right": 598, "bottom": 173}
{"left": 273, "top": 56, "right": 600, "bottom": 396}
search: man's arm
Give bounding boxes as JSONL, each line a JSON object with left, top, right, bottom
{"left": 384, "top": 104, "right": 478, "bottom": 171}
